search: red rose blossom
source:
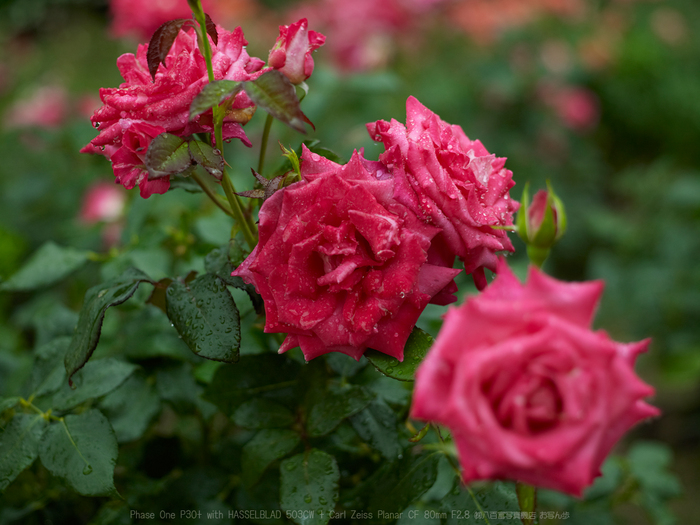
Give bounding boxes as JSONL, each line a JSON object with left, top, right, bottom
{"left": 81, "top": 25, "right": 265, "bottom": 198}
{"left": 411, "top": 259, "right": 659, "bottom": 496}
{"left": 367, "top": 96, "right": 519, "bottom": 289}
{"left": 268, "top": 18, "right": 326, "bottom": 85}
{"left": 232, "top": 146, "right": 460, "bottom": 361}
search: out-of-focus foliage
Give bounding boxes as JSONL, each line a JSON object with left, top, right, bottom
{"left": 0, "top": 0, "right": 696, "bottom": 523}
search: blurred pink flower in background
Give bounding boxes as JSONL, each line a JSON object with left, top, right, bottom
{"left": 540, "top": 83, "right": 600, "bottom": 131}
{"left": 110, "top": 0, "right": 220, "bottom": 40}
{"left": 4, "top": 85, "right": 69, "bottom": 130}
{"left": 80, "top": 182, "right": 126, "bottom": 224}
{"left": 450, "top": 0, "right": 585, "bottom": 45}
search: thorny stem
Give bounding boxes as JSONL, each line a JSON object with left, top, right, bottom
{"left": 258, "top": 113, "right": 274, "bottom": 175}
{"left": 190, "top": 0, "right": 258, "bottom": 249}
{"left": 191, "top": 171, "right": 234, "bottom": 217}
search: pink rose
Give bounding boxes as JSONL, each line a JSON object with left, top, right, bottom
{"left": 79, "top": 182, "right": 127, "bottom": 224}
{"left": 4, "top": 85, "right": 68, "bottom": 129}
{"left": 109, "top": 0, "right": 221, "bottom": 41}
{"left": 82, "top": 25, "right": 265, "bottom": 197}
{"left": 367, "top": 96, "right": 519, "bottom": 288}
{"left": 232, "top": 146, "right": 460, "bottom": 361}
{"left": 268, "top": 18, "right": 325, "bottom": 84}
{"left": 411, "top": 259, "right": 660, "bottom": 496}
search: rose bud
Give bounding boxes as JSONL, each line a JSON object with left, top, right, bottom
{"left": 268, "top": 19, "right": 326, "bottom": 85}
{"left": 515, "top": 181, "right": 567, "bottom": 267}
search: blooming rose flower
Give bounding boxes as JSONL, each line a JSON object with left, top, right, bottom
{"left": 4, "top": 85, "right": 68, "bottom": 130}
{"left": 411, "top": 259, "right": 659, "bottom": 496}
{"left": 82, "top": 25, "right": 265, "bottom": 198}
{"left": 268, "top": 19, "right": 325, "bottom": 84}
{"left": 232, "top": 146, "right": 461, "bottom": 361}
{"left": 367, "top": 96, "right": 519, "bottom": 288}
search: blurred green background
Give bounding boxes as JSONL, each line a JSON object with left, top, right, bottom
{"left": 0, "top": 0, "right": 698, "bottom": 523}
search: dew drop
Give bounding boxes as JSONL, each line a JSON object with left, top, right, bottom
{"left": 304, "top": 494, "right": 313, "bottom": 504}
{"left": 83, "top": 465, "right": 93, "bottom": 475}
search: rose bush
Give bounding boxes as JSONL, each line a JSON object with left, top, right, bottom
{"left": 81, "top": 25, "right": 265, "bottom": 197}
{"left": 268, "top": 18, "right": 326, "bottom": 84}
{"left": 233, "top": 146, "right": 461, "bottom": 361}
{"left": 367, "top": 96, "right": 519, "bottom": 289}
{"left": 411, "top": 259, "right": 659, "bottom": 496}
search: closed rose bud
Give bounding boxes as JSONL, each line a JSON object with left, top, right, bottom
{"left": 516, "top": 181, "right": 567, "bottom": 267}
{"left": 268, "top": 19, "right": 326, "bottom": 85}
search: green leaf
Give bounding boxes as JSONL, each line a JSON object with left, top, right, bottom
{"left": 0, "top": 242, "right": 90, "bottom": 292}
{"left": 29, "top": 336, "right": 71, "bottom": 398}
{"left": 155, "top": 362, "right": 216, "bottom": 418}
{"left": 325, "top": 353, "right": 366, "bottom": 378}
{"left": 169, "top": 174, "right": 203, "bottom": 193}
{"left": 188, "top": 140, "right": 224, "bottom": 180}
{"left": 306, "top": 385, "right": 374, "bottom": 437}
{"left": 189, "top": 80, "right": 243, "bottom": 120}
{"left": 365, "top": 327, "right": 434, "bottom": 381}
{"left": 99, "top": 372, "right": 161, "bottom": 443}
{"left": 39, "top": 409, "right": 118, "bottom": 497}
{"left": 64, "top": 267, "right": 152, "bottom": 385}
{"left": 628, "top": 441, "right": 682, "bottom": 498}
{"left": 165, "top": 273, "right": 241, "bottom": 363}
{"left": 242, "top": 429, "right": 300, "bottom": 487}
{"left": 233, "top": 399, "right": 295, "bottom": 430}
{"left": 0, "top": 397, "right": 20, "bottom": 414}
{"left": 280, "top": 449, "right": 339, "bottom": 525}
{"left": 204, "top": 244, "right": 263, "bottom": 314}
{"left": 145, "top": 132, "right": 192, "bottom": 179}
{"left": 243, "top": 71, "right": 311, "bottom": 133}
{"left": 88, "top": 502, "right": 132, "bottom": 525}
{"left": 440, "top": 481, "right": 521, "bottom": 525}
{"left": 364, "top": 452, "right": 441, "bottom": 522}
{"left": 349, "top": 399, "right": 401, "bottom": 459}
{"left": 0, "top": 414, "right": 46, "bottom": 492}
{"left": 52, "top": 358, "right": 138, "bottom": 412}
{"left": 202, "top": 354, "right": 300, "bottom": 416}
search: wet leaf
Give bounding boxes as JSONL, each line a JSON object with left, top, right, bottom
{"left": 306, "top": 385, "right": 374, "bottom": 437}
{"left": 188, "top": 140, "right": 224, "bottom": 180}
{"left": 204, "top": 244, "right": 263, "bottom": 314}
{"left": 29, "top": 336, "right": 71, "bottom": 398}
{"left": 242, "top": 429, "right": 300, "bottom": 487}
{"left": 0, "top": 414, "right": 46, "bottom": 492}
{"left": 233, "top": 399, "right": 295, "bottom": 430}
{"left": 39, "top": 409, "right": 118, "bottom": 497}
{"left": 349, "top": 399, "right": 401, "bottom": 459}
{"left": 189, "top": 80, "right": 242, "bottom": 120}
{"left": 243, "top": 70, "right": 312, "bottom": 133}
{"left": 165, "top": 273, "right": 240, "bottom": 363}
{"left": 145, "top": 133, "right": 192, "bottom": 179}
{"left": 280, "top": 449, "right": 339, "bottom": 525}
{"left": 365, "top": 327, "right": 434, "bottom": 382}
{"left": 0, "top": 242, "right": 90, "bottom": 292}
{"left": 64, "top": 267, "right": 152, "bottom": 385}
{"left": 99, "top": 372, "right": 161, "bottom": 443}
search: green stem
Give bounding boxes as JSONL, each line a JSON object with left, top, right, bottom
{"left": 221, "top": 169, "right": 257, "bottom": 250}
{"left": 191, "top": 171, "right": 233, "bottom": 217}
{"left": 258, "top": 113, "right": 274, "bottom": 175}
{"left": 516, "top": 482, "right": 537, "bottom": 525}
{"left": 190, "top": 1, "right": 214, "bottom": 83}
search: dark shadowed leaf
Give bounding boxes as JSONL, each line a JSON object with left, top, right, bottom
{"left": 364, "top": 452, "right": 441, "bottom": 522}
{"left": 29, "top": 336, "right": 71, "bottom": 398}
{"left": 64, "top": 267, "right": 152, "bottom": 385}
{"left": 233, "top": 399, "right": 296, "bottom": 430}
{"left": 237, "top": 169, "right": 285, "bottom": 201}
{"left": 306, "top": 384, "right": 374, "bottom": 437}
{"left": 147, "top": 18, "right": 192, "bottom": 81}
{"left": 145, "top": 133, "right": 192, "bottom": 180}
{"left": 99, "top": 372, "right": 161, "bottom": 443}
{"left": 52, "top": 358, "right": 138, "bottom": 412}
{"left": 440, "top": 481, "right": 520, "bottom": 525}
{"left": 243, "top": 70, "right": 311, "bottom": 133}
{"left": 203, "top": 354, "right": 300, "bottom": 416}
{"left": 188, "top": 140, "right": 224, "bottom": 179}
{"left": 280, "top": 449, "right": 339, "bottom": 525}
{"left": 242, "top": 429, "right": 300, "bottom": 487}
{"left": 169, "top": 174, "right": 203, "bottom": 193}
{"left": 39, "top": 409, "right": 118, "bottom": 497}
{"left": 365, "top": 327, "right": 434, "bottom": 382}
{"left": 204, "top": 244, "right": 263, "bottom": 314}
{"left": 204, "top": 13, "right": 218, "bottom": 45}
{"left": 165, "top": 273, "right": 240, "bottom": 362}
{"left": 0, "top": 414, "right": 46, "bottom": 493}
{"left": 189, "top": 80, "right": 242, "bottom": 120}
{"left": 0, "top": 397, "right": 20, "bottom": 413}
{"left": 0, "top": 242, "right": 90, "bottom": 292}
{"left": 349, "top": 399, "right": 401, "bottom": 459}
